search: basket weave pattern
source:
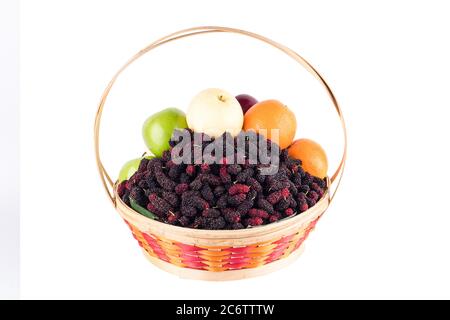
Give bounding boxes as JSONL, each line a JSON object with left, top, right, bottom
{"left": 115, "top": 185, "right": 328, "bottom": 277}
{"left": 124, "top": 217, "right": 319, "bottom": 272}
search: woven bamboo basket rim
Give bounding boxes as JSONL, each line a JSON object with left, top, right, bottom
{"left": 115, "top": 179, "right": 329, "bottom": 245}
{"left": 94, "top": 26, "right": 347, "bottom": 236}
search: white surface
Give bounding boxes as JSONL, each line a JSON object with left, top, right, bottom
{"left": 20, "top": 0, "right": 450, "bottom": 299}
{"left": 0, "top": 0, "right": 19, "bottom": 299}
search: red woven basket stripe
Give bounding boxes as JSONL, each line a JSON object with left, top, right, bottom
{"left": 125, "top": 216, "right": 321, "bottom": 271}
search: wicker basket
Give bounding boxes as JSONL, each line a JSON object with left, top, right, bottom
{"left": 94, "top": 26, "right": 347, "bottom": 280}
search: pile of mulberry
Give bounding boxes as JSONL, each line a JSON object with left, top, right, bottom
{"left": 118, "top": 130, "right": 327, "bottom": 230}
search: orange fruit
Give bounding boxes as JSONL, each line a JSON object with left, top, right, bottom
{"left": 288, "top": 139, "right": 328, "bottom": 178}
{"left": 243, "top": 99, "right": 297, "bottom": 149}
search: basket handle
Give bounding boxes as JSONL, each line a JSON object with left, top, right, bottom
{"left": 94, "top": 26, "right": 347, "bottom": 207}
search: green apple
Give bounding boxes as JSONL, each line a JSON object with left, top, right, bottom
{"left": 142, "top": 108, "right": 187, "bottom": 157}
{"left": 118, "top": 155, "right": 154, "bottom": 182}
{"left": 118, "top": 158, "right": 140, "bottom": 182}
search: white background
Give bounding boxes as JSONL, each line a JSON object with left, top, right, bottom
{"left": 20, "top": 0, "right": 450, "bottom": 299}
{"left": 0, "top": 0, "right": 19, "bottom": 299}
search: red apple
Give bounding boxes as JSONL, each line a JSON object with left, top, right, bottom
{"left": 236, "top": 94, "right": 258, "bottom": 114}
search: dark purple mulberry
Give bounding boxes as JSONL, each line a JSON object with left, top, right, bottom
{"left": 191, "top": 216, "right": 205, "bottom": 229}
{"left": 306, "top": 198, "right": 316, "bottom": 207}
{"left": 146, "top": 158, "right": 160, "bottom": 172}
{"left": 195, "top": 197, "right": 210, "bottom": 210}
{"left": 162, "top": 191, "right": 179, "bottom": 207}
{"left": 228, "top": 193, "right": 247, "bottom": 206}
{"left": 147, "top": 158, "right": 162, "bottom": 170}
{"left": 202, "top": 174, "right": 221, "bottom": 186}
{"left": 145, "top": 176, "right": 158, "bottom": 188}
{"left": 280, "top": 149, "right": 289, "bottom": 162}
{"left": 179, "top": 173, "right": 190, "bottom": 183}
{"left": 183, "top": 196, "right": 209, "bottom": 211}
{"left": 222, "top": 208, "right": 241, "bottom": 223}
{"left": 216, "top": 195, "right": 228, "bottom": 208}
{"left": 236, "top": 168, "right": 254, "bottom": 183}
{"left": 297, "top": 192, "right": 307, "bottom": 202}
{"left": 247, "top": 189, "right": 257, "bottom": 202}
{"left": 144, "top": 168, "right": 154, "bottom": 180}
{"left": 300, "top": 185, "right": 310, "bottom": 194}
{"left": 310, "top": 183, "right": 321, "bottom": 192}
{"left": 138, "top": 158, "right": 150, "bottom": 173}
{"left": 287, "top": 158, "right": 302, "bottom": 170}
{"left": 287, "top": 180, "right": 298, "bottom": 196}
{"left": 279, "top": 164, "right": 292, "bottom": 178}
{"left": 314, "top": 177, "right": 327, "bottom": 189}
{"left": 181, "top": 206, "right": 197, "bottom": 217}
{"left": 265, "top": 171, "right": 287, "bottom": 184}
{"left": 154, "top": 167, "right": 176, "bottom": 191}
{"left": 237, "top": 200, "right": 253, "bottom": 215}
{"left": 292, "top": 173, "right": 302, "bottom": 186}
{"left": 168, "top": 165, "right": 183, "bottom": 180}
{"left": 275, "top": 199, "right": 290, "bottom": 211}
{"left": 117, "top": 181, "right": 127, "bottom": 197}
{"left": 255, "top": 170, "right": 266, "bottom": 183}
{"left": 213, "top": 185, "right": 226, "bottom": 197}
{"left": 302, "top": 172, "right": 313, "bottom": 185}
{"left": 180, "top": 188, "right": 196, "bottom": 200}
{"left": 189, "top": 174, "right": 204, "bottom": 190}
{"left": 130, "top": 187, "right": 148, "bottom": 207}
{"left": 223, "top": 182, "right": 233, "bottom": 190}
{"left": 246, "top": 177, "right": 262, "bottom": 193}
{"left": 268, "top": 179, "right": 291, "bottom": 191}
{"left": 178, "top": 216, "right": 191, "bottom": 227}
{"left": 288, "top": 195, "right": 297, "bottom": 208}
{"left": 138, "top": 179, "right": 148, "bottom": 189}
{"left": 257, "top": 198, "right": 275, "bottom": 214}
{"left": 296, "top": 165, "right": 305, "bottom": 176}
{"left": 317, "top": 188, "right": 325, "bottom": 198}
{"left": 121, "top": 190, "right": 131, "bottom": 206}
{"left": 230, "top": 222, "right": 245, "bottom": 230}
{"left": 203, "top": 216, "right": 226, "bottom": 230}
{"left": 307, "top": 191, "right": 319, "bottom": 202}
{"left": 146, "top": 185, "right": 162, "bottom": 196}
{"left": 127, "top": 172, "right": 143, "bottom": 189}
{"left": 200, "top": 184, "right": 214, "bottom": 203}
{"left": 202, "top": 208, "right": 221, "bottom": 218}
{"left": 148, "top": 193, "right": 172, "bottom": 215}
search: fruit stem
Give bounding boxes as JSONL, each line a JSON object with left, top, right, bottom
{"left": 218, "top": 95, "right": 226, "bottom": 102}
